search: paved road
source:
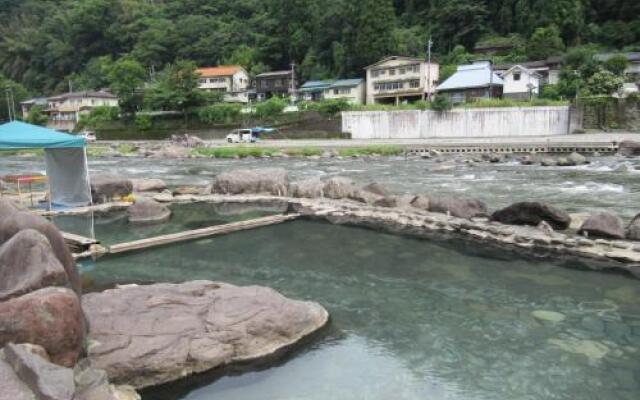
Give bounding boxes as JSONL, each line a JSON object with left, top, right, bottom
{"left": 99, "top": 132, "right": 638, "bottom": 149}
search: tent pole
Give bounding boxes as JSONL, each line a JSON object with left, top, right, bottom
{"left": 83, "top": 146, "right": 95, "bottom": 240}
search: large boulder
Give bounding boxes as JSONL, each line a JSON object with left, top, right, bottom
{"left": 578, "top": 212, "right": 625, "bottom": 239}
{"left": 567, "top": 152, "right": 588, "bottom": 165}
{"left": 0, "top": 287, "right": 85, "bottom": 367}
{"left": 83, "top": 281, "right": 329, "bottom": 388}
{"left": 361, "top": 182, "right": 388, "bottom": 197}
{"left": 428, "top": 196, "right": 488, "bottom": 219}
{"left": 213, "top": 168, "right": 289, "bottom": 196}
{"left": 323, "top": 177, "right": 356, "bottom": 199}
{"left": 0, "top": 230, "right": 69, "bottom": 301}
{"left": 0, "top": 344, "right": 140, "bottom": 400}
{"left": 291, "top": 178, "right": 325, "bottom": 198}
{"left": 3, "top": 343, "right": 75, "bottom": 400}
{"left": 618, "top": 140, "right": 640, "bottom": 157}
{"left": 130, "top": 179, "right": 166, "bottom": 193}
{"left": 490, "top": 202, "right": 572, "bottom": 230}
{"left": 150, "top": 144, "right": 191, "bottom": 159}
{"left": 90, "top": 175, "right": 133, "bottom": 204}
{"left": 0, "top": 211, "right": 80, "bottom": 295}
{"left": 127, "top": 198, "right": 171, "bottom": 225}
{"left": 0, "top": 199, "right": 22, "bottom": 219}
{"left": 626, "top": 213, "right": 640, "bottom": 240}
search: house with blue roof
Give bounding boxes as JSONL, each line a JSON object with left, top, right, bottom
{"left": 436, "top": 61, "right": 503, "bottom": 103}
{"left": 299, "top": 78, "right": 365, "bottom": 104}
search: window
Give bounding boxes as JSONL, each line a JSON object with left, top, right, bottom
{"left": 333, "top": 88, "right": 350, "bottom": 95}
{"left": 372, "top": 70, "right": 379, "bottom": 78}
{"left": 410, "top": 80, "right": 420, "bottom": 88}
{"left": 389, "top": 69, "right": 396, "bottom": 76}
{"left": 399, "top": 68, "right": 405, "bottom": 74}
{"left": 513, "top": 72, "right": 521, "bottom": 81}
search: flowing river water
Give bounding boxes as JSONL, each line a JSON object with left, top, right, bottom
{"left": 2, "top": 153, "right": 639, "bottom": 219}
{"left": 2, "top": 153, "right": 640, "bottom": 399}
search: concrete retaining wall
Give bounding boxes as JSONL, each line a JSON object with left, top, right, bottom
{"left": 342, "top": 106, "right": 571, "bottom": 139}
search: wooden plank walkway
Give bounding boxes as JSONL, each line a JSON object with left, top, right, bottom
{"left": 108, "top": 213, "right": 301, "bottom": 254}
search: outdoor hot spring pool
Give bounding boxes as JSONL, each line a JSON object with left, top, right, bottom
{"left": 76, "top": 218, "right": 640, "bottom": 400}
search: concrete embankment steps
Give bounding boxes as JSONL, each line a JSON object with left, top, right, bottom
{"left": 405, "top": 141, "right": 619, "bottom": 155}
{"left": 108, "top": 213, "right": 301, "bottom": 254}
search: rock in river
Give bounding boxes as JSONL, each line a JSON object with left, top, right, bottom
{"left": 491, "top": 202, "right": 571, "bottom": 230}
{"left": 127, "top": 198, "right": 171, "bottom": 225}
{"left": 618, "top": 140, "right": 640, "bottom": 157}
{"left": 626, "top": 213, "right": 640, "bottom": 241}
{"left": 428, "top": 196, "right": 488, "bottom": 219}
{"left": 578, "top": 212, "right": 625, "bottom": 239}
{"left": 90, "top": 174, "right": 133, "bottom": 203}
{"left": 131, "top": 179, "right": 167, "bottom": 193}
{"left": 213, "top": 168, "right": 289, "bottom": 196}
{"left": 82, "top": 281, "right": 329, "bottom": 388}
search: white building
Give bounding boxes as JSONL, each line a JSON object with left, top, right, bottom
{"left": 196, "top": 66, "right": 250, "bottom": 103}
{"left": 365, "top": 56, "right": 439, "bottom": 105}
{"left": 501, "top": 65, "right": 541, "bottom": 99}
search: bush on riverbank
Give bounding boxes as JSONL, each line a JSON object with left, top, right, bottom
{"left": 337, "top": 145, "right": 404, "bottom": 157}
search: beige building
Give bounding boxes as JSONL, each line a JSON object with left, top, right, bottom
{"left": 365, "top": 56, "right": 439, "bottom": 105}
{"left": 324, "top": 79, "right": 366, "bottom": 105}
{"left": 27, "top": 91, "right": 118, "bottom": 132}
{"left": 196, "top": 66, "right": 250, "bottom": 103}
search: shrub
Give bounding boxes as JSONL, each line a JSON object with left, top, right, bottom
{"left": 134, "top": 114, "right": 152, "bottom": 131}
{"left": 430, "top": 94, "right": 453, "bottom": 111}
{"left": 255, "top": 96, "right": 287, "bottom": 119}
{"left": 316, "top": 98, "right": 352, "bottom": 117}
{"left": 79, "top": 106, "right": 120, "bottom": 129}
{"left": 413, "top": 100, "right": 430, "bottom": 110}
{"left": 197, "top": 103, "right": 242, "bottom": 124}
{"left": 540, "top": 85, "right": 561, "bottom": 100}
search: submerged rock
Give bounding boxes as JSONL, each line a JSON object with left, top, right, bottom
{"left": 127, "top": 198, "right": 171, "bottom": 225}
{"left": 578, "top": 212, "right": 625, "bottom": 239}
{"left": 213, "top": 168, "right": 289, "bottom": 196}
{"left": 540, "top": 157, "right": 557, "bottom": 167}
{"left": 491, "top": 202, "right": 571, "bottom": 230}
{"left": 567, "top": 152, "right": 588, "bottom": 165}
{"left": 361, "top": 182, "right": 388, "bottom": 197}
{"left": 83, "top": 281, "right": 329, "bottom": 388}
{"left": 532, "top": 310, "right": 566, "bottom": 322}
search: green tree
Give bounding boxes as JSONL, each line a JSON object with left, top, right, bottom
{"left": 430, "top": 0, "right": 488, "bottom": 52}
{"left": 526, "top": 26, "right": 565, "bottom": 60}
{"left": 343, "top": 0, "right": 398, "bottom": 72}
{"left": 25, "top": 105, "right": 47, "bottom": 125}
{"left": 255, "top": 96, "right": 287, "bottom": 119}
{"left": 585, "top": 69, "right": 624, "bottom": 95}
{"left": 431, "top": 94, "right": 453, "bottom": 111}
{"left": 107, "top": 58, "right": 147, "bottom": 114}
{"left": 604, "top": 54, "right": 630, "bottom": 76}
{"left": 145, "top": 60, "right": 204, "bottom": 113}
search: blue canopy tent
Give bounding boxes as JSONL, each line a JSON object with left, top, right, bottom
{"left": 0, "top": 121, "right": 92, "bottom": 207}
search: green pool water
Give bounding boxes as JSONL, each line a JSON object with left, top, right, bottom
{"left": 53, "top": 202, "right": 282, "bottom": 245}
{"left": 79, "top": 220, "right": 640, "bottom": 400}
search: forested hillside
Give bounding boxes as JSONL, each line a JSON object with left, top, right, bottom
{"left": 0, "top": 0, "right": 638, "bottom": 95}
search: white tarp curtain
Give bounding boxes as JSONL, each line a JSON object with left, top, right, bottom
{"left": 44, "top": 148, "right": 91, "bottom": 207}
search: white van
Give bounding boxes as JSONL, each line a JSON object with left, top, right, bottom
{"left": 225, "top": 129, "right": 256, "bottom": 143}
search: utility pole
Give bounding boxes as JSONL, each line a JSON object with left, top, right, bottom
{"left": 488, "top": 61, "right": 493, "bottom": 99}
{"left": 5, "top": 88, "right": 13, "bottom": 121}
{"left": 426, "top": 37, "right": 433, "bottom": 101}
{"left": 68, "top": 80, "right": 73, "bottom": 93}
{"left": 290, "top": 62, "right": 296, "bottom": 105}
